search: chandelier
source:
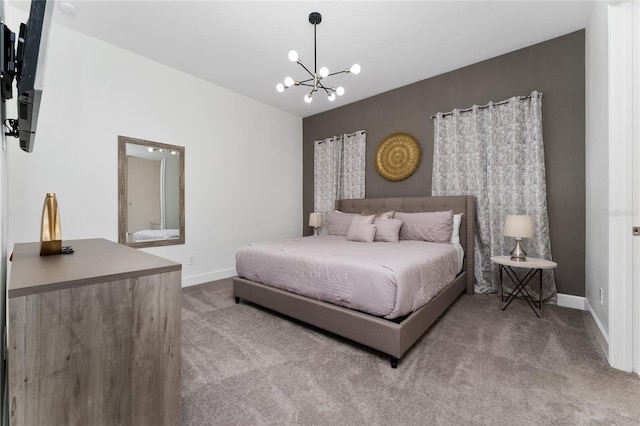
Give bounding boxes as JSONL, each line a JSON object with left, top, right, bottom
{"left": 276, "top": 12, "right": 361, "bottom": 103}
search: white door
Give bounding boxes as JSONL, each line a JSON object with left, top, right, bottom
{"left": 609, "top": 0, "right": 636, "bottom": 372}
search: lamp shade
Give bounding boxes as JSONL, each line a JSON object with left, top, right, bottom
{"left": 503, "top": 215, "right": 534, "bottom": 238}
{"left": 309, "top": 213, "right": 323, "bottom": 227}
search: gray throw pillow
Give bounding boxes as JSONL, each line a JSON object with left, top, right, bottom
{"left": 327, "top": 211, "right": 359, "bottom": 235}
{"left": 373, "top": 218, "right": 403, "bottom": 243}
{"left": 395, "top": 211, "right": 454, "bottom": 243}
{"left": 347, "top": 223, "right": 377, "bottom": 242}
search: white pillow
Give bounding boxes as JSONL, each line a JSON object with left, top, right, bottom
{"left": 451, "top": 213, "right": 463, "bottom": 245}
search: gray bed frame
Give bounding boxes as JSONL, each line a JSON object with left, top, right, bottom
{"left": 233, "top": 196, "right": 475, "bottom": 368}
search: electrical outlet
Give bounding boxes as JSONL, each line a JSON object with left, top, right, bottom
{"left": 188, "top": 256, "right": 196, "bottom": 266}
{"left": 599, "top": 287, "right": 603, "bottom": 306}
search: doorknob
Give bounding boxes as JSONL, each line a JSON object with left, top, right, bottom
{"left": 634, "top": 227, "right": 640, "bottom": 236}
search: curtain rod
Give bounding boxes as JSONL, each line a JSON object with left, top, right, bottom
{"left": 429, "top": 93, "right": 542, "bottom": 120}
{"left": 317, "top": 129, "right": 367, "bottom": 144}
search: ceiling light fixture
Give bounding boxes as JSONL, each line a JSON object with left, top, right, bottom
{"left": 58, "top": 1, "right": 78, "bottom": 17}
{"left": 276, "top": 12, "right": 360, "bottom": 104}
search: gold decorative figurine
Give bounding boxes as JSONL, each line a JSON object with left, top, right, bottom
{"left": 40, "top": 193, "right": 62, "bottom": 256}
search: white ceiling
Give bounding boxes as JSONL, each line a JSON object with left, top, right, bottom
{"left": 10, "top": 0, "right": 595, "bottom": 118}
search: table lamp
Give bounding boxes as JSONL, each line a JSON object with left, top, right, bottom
{"left": 309, "top": 213, "right": 323, "bottom": 236}
{"left": 503, "top": 215, "right": 534, "bottom": 261}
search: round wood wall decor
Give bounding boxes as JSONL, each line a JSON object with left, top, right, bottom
{"left": 375, "top": 133, "right": 421, "bottom": 181}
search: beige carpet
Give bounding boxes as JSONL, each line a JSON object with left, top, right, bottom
{"left": 181, "top": 279, "right": 640, "bottom": 425}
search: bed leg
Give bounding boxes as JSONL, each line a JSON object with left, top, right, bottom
{"left": 234, "top": 296, "right": 240, "bottom": 304}
{"left": 390, "top": 356, "right": 398, "bottom": 369}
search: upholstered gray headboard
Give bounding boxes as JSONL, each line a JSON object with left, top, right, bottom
{"left": 335, "top": 196, "right": 475, "bottom": 295}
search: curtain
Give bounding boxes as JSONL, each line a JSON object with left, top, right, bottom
{"left": 314, "top": 130, "right": 366, "bottom": 234}
{"left": 432, "top": 91, "right": 556, "bottom": 302}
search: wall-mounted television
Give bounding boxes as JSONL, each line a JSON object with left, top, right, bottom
{"left": 1, "top": 0, "right": 54, "bottom": 153}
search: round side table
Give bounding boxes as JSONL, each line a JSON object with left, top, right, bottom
{"left": 490, "top": 256, "right": 557, "bottom": 318}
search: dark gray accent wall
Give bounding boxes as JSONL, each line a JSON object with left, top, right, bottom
{"left": 303, "top": 30, "right": 585, "bottom": 297}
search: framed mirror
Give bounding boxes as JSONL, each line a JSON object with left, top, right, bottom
{"left": 118, "top": 135, "right": 185, "bottom": 248}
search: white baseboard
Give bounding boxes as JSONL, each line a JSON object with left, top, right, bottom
{"left": 555, "top": 294, "right": 610, "bottom": 357}
{"left": 555, "top": 294, "right": 610, "bottom": 359}
{"left": 557, "top": 293, "right": 586, "bottom": 310}
{"left": 585, "top": 297, "right": 610, "bottom": 360}
{"left": 182, "top": 267, "right": 237, "bottom": 287}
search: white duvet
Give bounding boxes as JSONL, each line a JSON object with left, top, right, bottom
{"left": 131, "top": 229, "right": 179, "bottom": 242}
{"left": 235, "top": 235, "right": 459, "bottom": 319}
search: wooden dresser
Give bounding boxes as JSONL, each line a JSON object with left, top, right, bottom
{"left": 8, "top": 238, "right": 182, "bottom": 425}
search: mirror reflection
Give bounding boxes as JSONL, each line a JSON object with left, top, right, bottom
{"left": 118, "top": 136, "right": 185, "bottom": 248}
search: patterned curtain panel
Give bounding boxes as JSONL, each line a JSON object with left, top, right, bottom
{"left": 341, "top": 131, "right": 367, "bottom": 199}
{"left": 314, "top": 136, "right": 339, "bottom": 234}
{"left": 314, "top": 131, "right": 366, "bottom": 234}
{"left": 432, "top": 91, "right": 556, "bottom": 302}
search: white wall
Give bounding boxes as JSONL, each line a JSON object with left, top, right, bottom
{"left": 4, "top": 6, "right": 302, "bottom": 286}
{"left": 585, "top": 1, "right": 610, "bottom": 349}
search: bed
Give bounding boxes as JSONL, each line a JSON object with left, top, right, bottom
{"left": 233, "top": 196, "right": 475, "bottom": 367}
{"left": 130, "top": 228, "right": 180, "bottom": 242}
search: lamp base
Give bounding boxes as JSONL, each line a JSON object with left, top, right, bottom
{"left": 510, "top": 239, "right": 527, "bottom": 261}
{"left": 313, "top": 227, "right": 319, "bottom": 236}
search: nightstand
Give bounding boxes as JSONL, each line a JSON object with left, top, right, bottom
{"left": 490, "top": 256, "right": 557, "bottom": 318}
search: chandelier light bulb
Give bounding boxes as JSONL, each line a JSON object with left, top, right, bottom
{"left": 276, "top": 83, "right": 285, "bottom": 93}
{"left": 284, "top": 76, "right": 295, "bottom": 87}
{"left": 336, "top": 86, "right": 345, "bottom": 96}
{"left": 319, "top": 67, "right": 329, "bottom": 78}
{"left": 328, "top": 92, "right": 336, "bottom": 101}
{"left": 288, "top": 50, "right": 299, "bottom": 62}
{"left": 350, "top": 64, "right": 361, "bottom": 75}
{"left": 304, "top": 94, "right": 313, "bottom": 103}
